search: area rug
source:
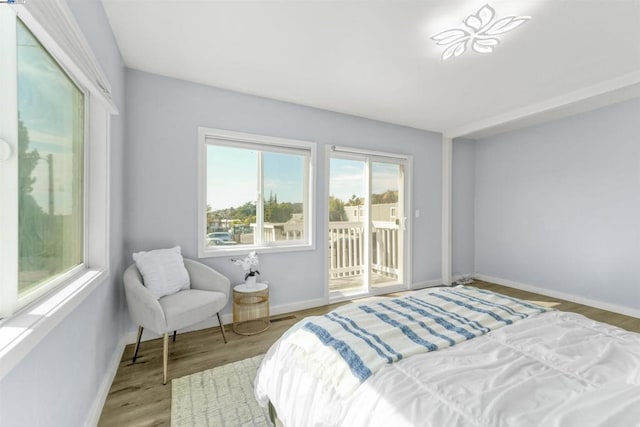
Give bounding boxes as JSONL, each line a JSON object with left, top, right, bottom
{"left": 171, "top": 354, "right": 272, "bottom": 426}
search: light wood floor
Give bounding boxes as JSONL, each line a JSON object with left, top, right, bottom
{"left": 98, "top": 281, "right": 639, "bottom": 426}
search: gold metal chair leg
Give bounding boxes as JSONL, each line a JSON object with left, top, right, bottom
{"left": 217, "top": 312, "right": 227, "bottom": 344}
{"left": 163, "top": 333, "right": 169, "bottom": 385}
{"left": 132, "top": 326, "right": 143, "bottom": 363}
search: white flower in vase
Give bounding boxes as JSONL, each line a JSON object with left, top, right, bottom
{"left": 231, "top": 251, "right": 260, "bottom": 287}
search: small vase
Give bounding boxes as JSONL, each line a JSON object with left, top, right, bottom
{"left": 245, "top": 275, "right": 257, "bottom": 288}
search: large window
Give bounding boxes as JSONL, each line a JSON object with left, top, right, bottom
{"left": 17, "top": 20, "right": 85, "bottom": 297}
{"left": 199, "top": 127, "right": 316, "bottom": 256}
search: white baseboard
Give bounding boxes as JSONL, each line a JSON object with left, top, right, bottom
{"left": 85, "top": 334, "right": 127, "bottom": 427}
{"left": 474, "top": 274, "right": 640, "bottom": 318}
{"left": 269, "top": 297, "right": 328, "bottom": 317}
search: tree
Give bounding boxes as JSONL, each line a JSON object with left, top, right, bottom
{"left": 329, "top": 196, "right": 347, "bottom": 221}
{"left": 18, "top": 118, "right": 48, "bottom": 270}
{"left": 345, "top": 194, "right": 364, "bottom": 206}
{"left": 371, "top": 190, "right": 398, "bottom": 204}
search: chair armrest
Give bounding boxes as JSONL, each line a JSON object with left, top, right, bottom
{"left": 184, "top": 259, "right": 230, "bottom": 303}
{"left": 123, "top": 264, "right": 167, "bottom": 334}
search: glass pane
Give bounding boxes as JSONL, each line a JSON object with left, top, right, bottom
{"left": 206, "top": 144, "right": 257, "bottom": 246}
{"left": 328, "top": 158, "right": 366, "bottom": 294}
{"left": 17, "top": 21, "right": 85, "bottom": 296}
{"left": 263, "top": 151, "right": 305, "bottom": 242}
{"left": 371, "top": 162, "right": 402, "bottom": 288}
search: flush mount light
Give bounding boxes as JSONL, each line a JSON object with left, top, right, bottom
{"left": 431, "top": 4, "right": 530, "bottom": 61}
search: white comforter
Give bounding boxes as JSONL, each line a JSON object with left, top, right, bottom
{"left": 255, "top": 309, "right": 640, "bottom": 426}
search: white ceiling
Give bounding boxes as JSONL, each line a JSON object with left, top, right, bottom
{"left": 101, "top": 0, "right": 640, "bottom": 138}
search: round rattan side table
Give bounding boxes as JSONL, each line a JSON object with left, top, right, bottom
{"left": 232, "top": 282, "right": 270, "bottom": 335}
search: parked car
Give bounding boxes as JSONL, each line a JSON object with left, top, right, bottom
{"left": 207, "top": 232, "right": 237, "bottom": 246}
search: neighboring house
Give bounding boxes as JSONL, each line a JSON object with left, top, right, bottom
{"left": 345, "top": 203, "right": 398, "bottom": 223}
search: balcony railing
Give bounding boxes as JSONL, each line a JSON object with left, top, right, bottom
{"left": 328, "top": 221, "right": 399, "bottom": 280}
{"left": 226, "top": 220, "right": 400, "bottom": 286}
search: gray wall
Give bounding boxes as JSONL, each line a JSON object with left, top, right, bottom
{"left": 0, "top": 1, "right": 127, "bottom": 425}
{"left": 452, "top": 138, "right": 475, "bottom": 277}
{"left": 124, "top": 69, "right": 442, "bottom": 313}
{"left": 474, "top": 98, "right": 640, "bottom": 311}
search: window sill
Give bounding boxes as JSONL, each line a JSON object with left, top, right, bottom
{"left": 0, "top": 268, "right": 108, "bottom": 381}
{"left": 199, "top": 242, "right": 316, "bottom": 258}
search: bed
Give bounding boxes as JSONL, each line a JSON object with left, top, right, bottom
{"left": 254, "top": 286, "right": 640, "bottom": 426}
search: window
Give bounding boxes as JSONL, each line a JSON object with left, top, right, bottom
{"left": 16, "top": 20, "right": 85, "bottom": 297}
{"left": 0, "top": 5, "right": 113, "bottom": 321}
{"left": 198, "top": 127, "right": 316, "bottom": 256}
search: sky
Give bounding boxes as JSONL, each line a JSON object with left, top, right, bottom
{"left": 207, "top": 148, "right": 402, "bottom": 211}
{"left": 329, "top": 158, "right": 401, "bottom": 202}
{"left": 18, "top": 20, "right": 83, "bottom": 216}
{"left": 207, "top": 146, "right": 305, "bottom": 211}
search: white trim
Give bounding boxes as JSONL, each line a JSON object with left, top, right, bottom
{"left": 201, "top": 244, "right": 316, "bottom": 258}
{"left": 446, "top": 71, "right": 640, "bottom": 139}
{"left": 404, "top": 156, "right": 414, "bottom": 291}
{"left": 330, "top": 145, "right": 410, "bottom": 160}
{"left": 269, "top": 297, "right": 328, "bottom": 317}
{"left": 323, "top": 147, "right": 331, "bottom": 304}
{"left": 85, "top": 334, "right": 126, "bottom": 427}
{"left": 329, "top": 284, "right": 408, "bottom": 304}
{"left": 474, "top": 274, "right": 640, "bottom": 319}
{"left": 0, "top": 269, "right": 108, "bottom": 381}
{"left": 441, "top": 136, "right": 452, "bottom": 286}
{"left": 86, "top": 98, "right": 111, "bottom": 270}
{"left": 411, "top": 279, "right": 444, "bottom": 290}
{"left": 0, "top": 8, "right": 19, "bottom": 318}
{"left": 16, "top": 0, "right": 117, "bottom": 113}
{"left": 197, "top": 127, "right": 208, "bottom": 259}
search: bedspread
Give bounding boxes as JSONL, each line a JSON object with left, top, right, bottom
{"left": 255, "top": 289, "right": 640, "bottom": 427}
{"left": 286, "top": 286, "right": 550, "bottom": 396}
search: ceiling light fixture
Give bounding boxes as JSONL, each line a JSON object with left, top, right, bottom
{"left": 431, "top": 4, "right": 530, "bottom": 61}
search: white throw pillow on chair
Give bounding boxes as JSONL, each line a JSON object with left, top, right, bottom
{"left": 132, "top": 246, "right": 190, "bottom": 299}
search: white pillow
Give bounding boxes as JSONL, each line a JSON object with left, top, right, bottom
{"left": 132, "top": 246, "right": 190, "bottom": 299}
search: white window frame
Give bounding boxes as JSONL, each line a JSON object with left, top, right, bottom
{"left": 0, "top": 4, "right": 114, "bottom": 381}
{"left": 198, "top": 127, "right": 316, "bottom": 257}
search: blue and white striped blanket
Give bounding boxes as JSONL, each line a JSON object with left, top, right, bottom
{"left": 286, "top": 286, "right": 551, "bottom": 396}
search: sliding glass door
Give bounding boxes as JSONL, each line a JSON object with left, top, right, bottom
{"left": 328, "top": 147, "right": 409, "bottom": 298}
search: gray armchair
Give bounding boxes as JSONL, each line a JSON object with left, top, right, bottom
{"left": 123, "top": 258, "right": 230, "bottom": 384}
